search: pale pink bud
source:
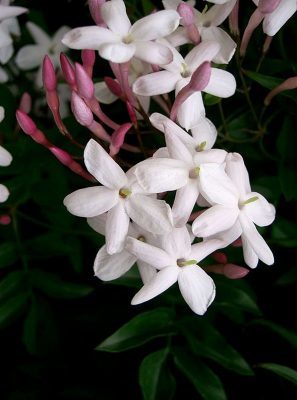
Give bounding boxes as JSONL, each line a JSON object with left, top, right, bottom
{"left": 212, "top": 251, "right": 228, "bottom": 264}
{"left": 258, "top": 0, "right": 281, "bottom": 14}
{"left": 110, "top": 123, "right": 132, "bottom": 156}
{"left": 82, "top": 49, "right": 96, "bottom": 77}
{"left": 71, "top": 91, "right": 94, "bottom": 126}
{"left": 0, "top": 215, "right": 11, "bottom": 225}
{"left": 50, "top": 146, "right": 72, "bottom": 166}
{"left": 16, "top": 110, "right": 37, "bottom": 135}
{"left": 177, "top": 3, "right": 195, "bottom": 27}
{"left": 42, "top": 55, "right": 57, "bottom": 92}
{"left": 186, "top": 25, "right": 200, "bottom": 45}
{"left": 19, "top": 92, "right": 32, "bottom": 114}
{"left": 223, "top": 264, "right": 250, "bottom": 279}
{"left": 240, "top": 9, "right": 264, "bottom": 56}
{"left": 264, "top": 76, "right": 297, "bottom": 105}
{"left": 88, "top": 0, "right": 106, "bottom": 26}
{"left": 75, "top": 63, "right": 94, "bottom": 99}
{"left": 60, "top": 53, "right": 76, "bottom": 88}
{"left": 104, "top": 77, "right": 123, "bottom": 98}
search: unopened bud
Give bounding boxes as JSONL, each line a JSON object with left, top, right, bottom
{"left": 212, "top": 251, "right": 228, "bottom": 264}
{"left": 190, "top": 61, "right": 211, "bottom": 91}
{"left": 104, "top": 77, "right": 123, "bottom": 97}
{"left": 110, "top": 123, "right": 132, "bottom": 156}
{"left": 88, "top": 0, "right": 106, "bottom": 26}
{"left": 71, "top": 91, "right": 94, "bottom": 126}
{"left": 50, "top": 146, "right": 72, "bottom": 165}
{"left": 223, "top": 263, "right": 249, "bottom": 279}
{"left": 0, "top": 214, "right": 11, "bottom": 225}
{"left": 177, "top": 3, "right": 195, "bottom": 27}
{"left": 75, "top": 62, "right": 95, "bottom": 99}
{"left": 16, "top": 110, "right": 36, "bottom": 135}
{"left": 258, "top": 0, "right": 281, "bottom": 14}
{"left": 19, "top": 92, "right": 32, "bottom": 114}
{"left": 60, "top": 53, "right": 76, "bottom": 88}
{"left": 82, "top": 49, "right": 96, "bottom": 77}
{"left": 42, "top": 55, "right": 57, "bottom": 92}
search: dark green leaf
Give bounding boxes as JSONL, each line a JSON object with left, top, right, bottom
{"left": 180, "top": 319, "right": 253, "bottom": 375}
{"left": 96, "top": 308, "right": 176, "bottom": 352}
{"left": 0, "top": 270, "right": 27, "bottom": 303}
{"left": 257, "top": 363, "right": 297, "bottom": 386}
{"left": 30, "top": 270, "right": 93, "bottom": 299}
{"left": 0, "top": 242, "right": 19, "bottom": 268}
{"left": 204, "top": 93, "right": 221, "bottom": 106}
{"left": 278, "top": 163, "right": 297, "bottom": 201}
{"left": 139, "top": 348, "right": 168, "bottom": 400}
{"left": 271, "top": 217, "right": 297, "bottom": 248}
{"left": 173, "top": 348, "right": 227, "bottom": 400}
{"left": 277, "top": 268, "right": 297, "bottom": 285}
{"left": 0, "top": 292, "right": 29, "bottom": 329}
{"left": 250, "top": 320, "right": 297, "bottom": 351}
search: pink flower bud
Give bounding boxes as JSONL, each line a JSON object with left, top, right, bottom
{"left": 126, "top": 101, "right": 137, "bottom": 124}
{"left": 82, "top": 49, "right": 95, "bottom": 69}
{"left": 16, "top": 110, "right": 37, "bottom": 135}
{"left": 60, "top": 53, "right": 76, "bottom": 88}
{"left": 264, "top": 76, "right": 297, "bottom": 106}
{"left": 88, "top": 0, "right": 106, "bottom": 26}
{"left": 258, "top": 0, "right": 281, "bottom": 14}
{"left": 223, "top": 264, "right": 250, "bottom": 279}
{"left": 19, "top": 92, "right": 32, "bottom": 114}
{"left": 0, "top": 214, "right": 11, "bottom": 225}
{"left": 177, "top": 3, "right": 195, "bottom": 27}
{"left": 212, "top": 251, "right": 228, "bottom": 264}
{"left": 232, "top": 238, "right": 242, "bottom": 247}
{"left": 110, "top": 123, "right": 132, "bottom": 156}
{"left": 71, "top": 91, "right": 94, "bottom": 126}
{"left": 190, "top": 61, "right": 211, "bottom": 91}
{"left": 42, "top": 55, "right": 57, "bottom": 92}
{"left": 75, "top": 63, "right": 95, "bottom": 99}
{"left": 104, "top": 77, "right": 123, "bottom": 97}
{"left": 50, "top": 146, "right": 72, "bottom": 165}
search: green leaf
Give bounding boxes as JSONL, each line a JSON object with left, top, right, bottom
{"left": 250, "top": 320, "right": 297, "bottom": 351}
{"left": 139, "top": 348, "right": 168, "bottom": 400}
{"left": 0, "top": 242, "right": 19, "bottom": 268}
{"left": 204, "top": 93, "right": 222, "bottom": 106}
{"left": 96, "top": 308, "right": 176, "bottom": 352}
{"left": 271, "top": 217, "right": 297, "bottom": 248}
{"left": 277, "top": 268, "right": 297, "bottom": 285}
{"left": 278, "top": 163, "right": 297, "bottom": 201}
{"left": 257, "top": 363, "right": 297, "bottom": 386}
{"left": 30, "top": 270, "right": 93, "bottom": 299}
{"left": 0, "top": 270, "right": 27, "bottom": 303}
{"left": 0, "top": 292, "right": 29, "bottom": 329}
{"left": 180, "top": 319, "right": 253, "bottom": 375}
{"left": 173, "top": 348, "right": 227, "bottom": 400}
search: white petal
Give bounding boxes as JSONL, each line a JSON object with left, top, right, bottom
{"left": 94, "top": 81, "right": 117, "bottom": 104}
{"left": 84, "top": 139, "right": 127, "bottom": 189}
{"left": 210, "top": 221, "right": 242, "bottom": 246}
{"left": 172, "top": 181, "right": 199, "bottom": 227}
{"left": 101, "top": 0, "right": 131, "bottom": 36}
{"left": 0, "top": 145, "right": 12, "bottom": 166}
{"left": 63, "top": 186, "right": 118, "bottom": 217}
{"left": 15, "top": 45, "right": 45, "bottom": 70}
{"left": 203, "top": 0, "right": 237, "bottom": 26}
{"left": 87, "top": 214, "right": 107, "bottom": 235}
{"left": 239, "top": 213, "right": 274, "bottom": 266}
{"left": 26, "top": 21, "right": 50, "bottom": 47}
{"left": 99, "top": 41, "right": 136, "bottom": 63}
{"left": 62, "top": 26, "right": 119, "bottom": 50}
{"left": 177, "top": 90, "right": 205, "bottom": 131}
{"left": 106, "top": 201, "right": 130, "bottom": 254}
{"left": 0, "top": 25, "right": 12, "bottom": 48}
{"left": 241, "top": 233, "right": 259, "bottom": 269}
{"left": 242, "top": 193, "right": 275, "bottom": 227}
{"left": 0, "top": 106, "right": 4, "bottom": 122}
{"left": 131, "top": 266, "right": 179, "bottom": 304}
{"left": 185, "top": 40, "right": 220, "bottom": 72}
{"left": 161, "top": 226, "right": 192, "bottom": 259}
{"left": 204, "top": 68, "right": 236, "bottom": 98}
{"left": 0, "top": 5, "right": 27, "bottom": 21}
{"left": 157, "top": 38, "right": 185, "bottom": 73}
{"left": 165, "top": 26, "right": 189, "bottom": 47}
{"left": 263, "top": 0, "right": 297, "bottom": 36}
{"left": 130, "top": 10, "right": 180, "bottom": 41}
{"left": 134, "top": 41, "right": 173, "bottom": 65}
{"left": 0, "top": 43, "right": 13, "bottom": 64}
{"left": 0, "top": 183, "right": 9, "bottom": 202}
{"left": 225, "top": 152, "right": 251, "bottom": 197}
{"left": 137, "top": 260, "right": 157, "bottom": 284}
{"left": 134, "top": 158, "right": 189, "bottom": 193}
{"left": 133, "top": 70, "right": 178, "bottom": 96}
{"left": 178, "top": 264, "right": 216, "bottom": 315}
{"left": 126, "top": 237, "right": 175, "bottom": 269}
{"left": 190, "top": 239, "right": 224, "bottom": 262}
{"left": 150, "top": 112, "right": 195, "bottom": 149}
{"left": 126, "top": 194, "right": 173, "bottom": 234}
{"left": 200, "top": 26, "right": 236, "bottom": 64}
{"left": 194, "top": 148, "right": 227, "bottom": 165}
{"left": 190, "top": 117, "right": 217, "bottom": 150}
{"left": 0, "top": 65, "right": 8, "bottom": 81}
{"left": 199, "top": 164, "right": 239, "bottom": 205}
{"left": 192, "top": 205, "right": 239, "bottom": 237}
{"left": 165, "top": 128, "right": 193, "bottom": 163}
{"left": 51, "top": 26, "right": 71, "bottom": 54}
{"left": 94, "top": 244, "right": 136, "bottom": 281}
{"left": 153, "top": 147, "right": 170, "bottom": 158}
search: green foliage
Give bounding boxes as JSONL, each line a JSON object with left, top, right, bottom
{"left": 257, "top": 364, "right": 297, "bottom": 386}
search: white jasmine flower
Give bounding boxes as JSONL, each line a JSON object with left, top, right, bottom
{"left": 133, "top": 40, "right": 236, "bottom": 130}
{"left": 0, "top": 105, "right": 12, "bottom": 202}
{"left": 15, "top": 22, "right": 70, "bottom": 87}
{"left": 64, "top": 139, "right": 173, "bottom": 255}
{"left": 62, "top": 0, "right": 180, "bottom": 65}
{"left": 192, "top": 153, "right": 275, "bottom": 267}
{"left": 126, "top": 226, "right": 222, "bottom": 315}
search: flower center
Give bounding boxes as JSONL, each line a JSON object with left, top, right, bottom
{"left": 119, "top": 188, "right": 132, "bottom": 198}
{"left": 180, "top": 63, "right": 191, "bottom": 78}
{"left": 195, "top": 141, "right": 207, "bottom": 152}
{"left": 137, "top": 235, "right": 145, "bottom": 242}
{"left": 123, "top": 33, "right": 134, "bottom": 44}
{"left": 189, "top": 166, "right": 200, "bottom": 179}
{"left": 177, "top": 258, "right": 197, "bottom": 267}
